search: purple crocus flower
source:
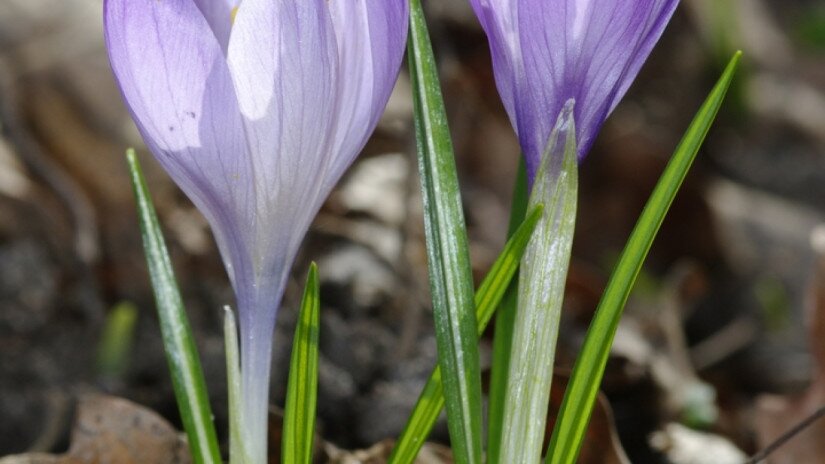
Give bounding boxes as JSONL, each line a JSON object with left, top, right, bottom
{"left": 104, "top": 0, "right": 408, "bottom": 460}
{"left": 469, "top": 0, "right": 679, "bottom": 181}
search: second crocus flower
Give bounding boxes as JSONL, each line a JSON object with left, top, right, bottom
{"left": 104, "top": 0, "right": 408, "bottom": 462}
{"left": 469, "top": 1, "right": 679, "bottom": 462}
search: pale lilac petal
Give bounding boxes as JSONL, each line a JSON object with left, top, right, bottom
{"left": 326, "top": 0, "right": 409, "bottom": 184}
{"left": 104, "top": 0, "right": 254, "bottom": 289}
{"left": 192, "top": 0, "right": 239, "bottom": 52}
{"left": 227, "top": 0, "right": 340, "bottom": 309}
{"left": 229, "top": 0, "right": 338, "bottom": 227}
{"left": 225, "top": 0, "right": 339, "bottom": 322}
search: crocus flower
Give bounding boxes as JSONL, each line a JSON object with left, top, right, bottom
{"left": 104, "top": 0, "right": 408, "bottom": 461}
{"left": 469, "top": 0, "right": 679, "bottom": 181}
{"left": 469, "top": 1, "right": 679, "bottom": 461}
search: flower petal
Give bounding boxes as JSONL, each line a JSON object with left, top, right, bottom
{"left": 325, "top": 0, "right": 409, "bottom": 183}
{"left": 104, "top": 0, "right": 253, "bottom": 282}
{"left": 228, "top": 0, "right": 338, "bottom": 240}
{"left": 517, "top": 0, "right": 678, "bottom": 174}
{"left": 192, "top": 0, "right": 239, "bottom": 52}
{"left": 468, "top": 0, "right": 521, "bottom": 125}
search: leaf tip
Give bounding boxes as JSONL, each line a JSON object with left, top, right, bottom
{"left": 727, "top": 50, "right": 744, "bottom": 72}
{"left": 531, "top": 203, "right": 545, "bottom": 219}
{"left": 223, "top": 305, "right": 236, "bottom": 326}
{"left": 308, "top": 262, "right": 319, "bottom": 284}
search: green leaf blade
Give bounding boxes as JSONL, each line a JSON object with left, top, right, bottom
{"left": 224, "top": 307, "right": 248, "bottom": 464}
{"left": 487, "top": 159, "right": 529, "bottom": 464}
{"left": 97, "top": 301, "right": 138, "bottom": 378}
{"left": 475, "top": 206, "right": 544, "bottom": 332}
{"left": 388, "top": 205, "right": 544, "bottom": 464}
{"left": 125, "top": 150, "right": 221, "bottom": 464}
{"left": 545, "top": 51, "right": 743, "bottom": 464}
{"left": 407, "top": 1, "right": 483, "bottom": 462}
{"left": 283, "top": 263, "right": 321, "bottom": 464}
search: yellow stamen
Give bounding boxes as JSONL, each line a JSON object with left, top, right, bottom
{"left": 231, "top": 6, "right": 239, "bottom": 25}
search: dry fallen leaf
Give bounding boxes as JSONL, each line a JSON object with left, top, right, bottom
{"left": 266, "top": 407, "right": 451, "bottom": 464}
{"left": 321, "top": 440, "right": 452, "bottom": 464}
{"left": 0, "top": 394, "right": 191, "bottom": 464}
{"left": 0, "top": 454, "right": 60, "bottom": 464}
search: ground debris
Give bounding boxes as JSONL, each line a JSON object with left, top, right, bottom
{"left": 1, "top": 395, "right": 191, "bottom": 464}
{"left": 650, "top": 423, "right": 747, "bottom": 464}
{"left": 753, "top": 235, "right": 825, "bottom": 463}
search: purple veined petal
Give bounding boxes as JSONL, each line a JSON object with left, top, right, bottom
{"left": 516, "top": 0, "right": 679, "bottom": 177}
{"left": 192, "top": 0, "right": 240, "bottom": 52}
{"left": 468, "top": 0, "right": 521, "bottom": 128}
{"left": 325, "top": 0, "right": 409, "bottom": 186}
{"left": 226, "top": 0, "right": 338, "bottom": 314}
{"left": 604, "top": 0, "right": 680, "bottom": 115}
{"left": 104, "top": 0, "right": 255, "bottom": 289}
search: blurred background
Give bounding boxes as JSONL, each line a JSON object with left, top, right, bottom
{"left": 0, "top": 0, "right": 823, "bottom": 462}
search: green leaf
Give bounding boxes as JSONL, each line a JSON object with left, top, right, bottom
{"left": 486, "top": 158, "right": 528, "bottom": 464}
{"left": 475, "top": 207, "right": 543, "bottom": 332}
{"left": 97, "top": 301, "right": 138, "bottom": 378}
{"left": 545, "top": 51, "right": 743, "bottom": 464}
{"left": 407, "top": 1, "right": 483, "bottom": 462}
{"left": 224, "top": 307, "right": 248, "bottom": 464}
{"left": 497, "top": 102, "right": 578, "bottom": 464}
{"left": 125, "top": 150, "right": 221, "bottom": 464}
{"left": 388, "top": 205, "right": 544, "bottom": 464}
{"left": 283, "top": 263, "right": 321, "bottom": 464}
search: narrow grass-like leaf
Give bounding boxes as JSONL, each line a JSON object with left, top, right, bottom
{"left": 97, "top": 301, "right": 138, "bottom": 378}
{"left": 498, "top": 102, "right": 578, "bottom": 464}
{"left": 224, "top": 307, "right": 247, "bottom": 464}
{"left": 388, "top": 205, "right": 544, "bottom": 464}
{"left": 487, "top": 158, "right": 528, "bottom": 463}
{"left": 474, "top": 206, "right": 542, "bottom": 331}
{"left": 545, "top": 51, "right": 742, "bottom": 464}
{"left": 283, "top": 263, "right": 321, "bottom": 464}
{"left": 126, "top": 149, "right": 221, "bottom": 464}
{"left": 407, "top": 1, "right": 482, "bottom": 462}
